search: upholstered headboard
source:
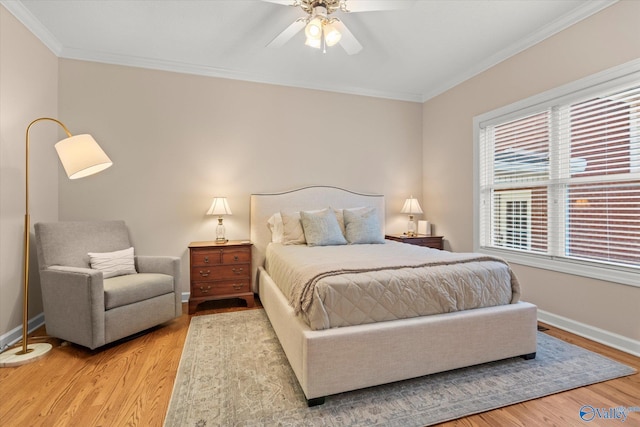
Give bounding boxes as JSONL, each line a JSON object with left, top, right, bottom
{"left": 249, "top": 186, "right": 385, "bottom": 293}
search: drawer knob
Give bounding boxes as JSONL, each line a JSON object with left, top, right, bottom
{"left": 233, "top": 255, "right": 239, "bottom": 261}
{"left": 199, "top": 285, "right": 212, "bottom": 294}
{"left": 199, "top": 270, "right": 210, "bottom": 277}
{"left": 204, "top": 256, "right": 209, "bottom": 264}
{"left": 232, "top": 283, "right": 244, "bottom": 291}
{"left": 232, "top": 267, "right": 243, "bottom": 274}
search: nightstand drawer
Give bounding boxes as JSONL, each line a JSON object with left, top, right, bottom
{"left": 191, "top": 264, "right": 250, "bottom": 281}
{"left": 190, "top": 249, "right": 224, "bottom": 266}
{"left": 191, "top": 280, "right": 251, "bottom": 297}
{"left": 222, "top": 248, "right": 251, "bottom": 264}
{"left": 191, "top": 247, "right": 251, "bottom": 266}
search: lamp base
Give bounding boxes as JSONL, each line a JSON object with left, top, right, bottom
{"left": 407, "top": 217, "right": 417, "bottom": 237}
{"left": 214, "top": 239, "right": 228, "bottom": 244}
{"left": 0, "top": 342, "right": 52, "bottom": 367}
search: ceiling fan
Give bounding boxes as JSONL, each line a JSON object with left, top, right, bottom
{"left": 263, "top": 0, "right": 414, "bottom": 55}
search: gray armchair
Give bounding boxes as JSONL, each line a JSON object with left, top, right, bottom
{"left": 34, "top": 220, "right": 181, "bottom": 350}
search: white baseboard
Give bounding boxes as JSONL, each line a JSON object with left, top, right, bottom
{"left": 538, "top": 309, "right": 640, "bottom": 357}
{"left": 0, "top": 313, "right": 46, "bottom": 352}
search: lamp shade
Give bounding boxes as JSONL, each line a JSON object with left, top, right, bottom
{"left": 324, "top": 22, "right": 341, "bottom": 46}
{"left": 206, "top": 197, "right": 232, "bottom": 216}
{"left": 305, "top": 17, "right": 323, "bottom": 40}
{"left": 305, "top": 37, "right": 321, "bottom": 48}
{"left": 400, "top": 197, "right": 423, "bottom": 215}
{"left": 55, "top": 134, "right": 113, "bottom": 179}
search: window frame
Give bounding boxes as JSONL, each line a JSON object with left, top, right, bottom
{"left": 473, "top": 59, "right": 640, "bottom": 288}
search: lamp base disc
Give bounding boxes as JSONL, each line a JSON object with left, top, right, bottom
{"left": 0, "top": 343, "right": 52, "bottom": 367}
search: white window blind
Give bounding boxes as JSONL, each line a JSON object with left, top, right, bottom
{"left": 479, "top": 83, "right": 640, "bottom": 271}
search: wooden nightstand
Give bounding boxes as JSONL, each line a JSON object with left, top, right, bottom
{"left": 385, "top": 234, "right": 444, "bottom": 250}
{"left": 188, "top": 240, "right": 254, "bottom": 314}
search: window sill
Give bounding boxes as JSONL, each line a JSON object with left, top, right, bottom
{"left": 477, "top": 247, "right": 639, "bottom": 288}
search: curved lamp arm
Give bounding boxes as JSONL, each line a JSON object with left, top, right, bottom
{"left": 8, "top": 118, "right": 112, "bottom": 364}
{"left": 24, "top": 118, "right": 72, "bottom": 216}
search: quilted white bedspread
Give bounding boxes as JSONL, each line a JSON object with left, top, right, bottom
{"left": 265, "top": 241, "right": 520, "bottom": 330}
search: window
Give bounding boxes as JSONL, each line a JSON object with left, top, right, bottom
{"left": 475, "top": 62, "right": 640, "bottom": 287}
{"left": 495, "top": 191, "right": 532, "bottom": 250}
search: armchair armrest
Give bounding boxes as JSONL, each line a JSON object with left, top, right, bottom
{"left": 135, "top": 256, "right": 180, "bottom": 280}
{"left": 40, "top": 266, "right": 106, "bottom": 349}
{"left": 135, "top": 256, "right": 182, "bottom": 317}
{"left": 48, "top": 265, "right": 101, "bottom": 276}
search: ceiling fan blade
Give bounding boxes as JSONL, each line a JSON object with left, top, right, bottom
{"left": 267, "top": 18, "right": 306, "bottom": 48}
{"left": 342, "top": 0, "right": 415, "bottom": 12}
{"left": 261, "top": 0, "right": 296, "bottom": 5}
{"left": 332, "top": 20, "right": 362, "bottom": 55}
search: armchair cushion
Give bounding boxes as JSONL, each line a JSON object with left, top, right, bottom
{"left": 104, "top": 273, "right": 174, "bottom": 310}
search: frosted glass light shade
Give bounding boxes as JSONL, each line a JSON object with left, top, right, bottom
{"left": 55, "top": 134, "right": 113, "bottom": 179}
{"left": 305, "top": 37, "right": 321, "bottom": 48}
{"left": 324, "top": 22, "right": 341, "bottom": 46}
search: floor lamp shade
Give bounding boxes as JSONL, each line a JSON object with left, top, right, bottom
{"left": 0, "top": 118, "right": 112, "bottom": 368}
{"left": 55, "top": 134, "right": 113, "bottom": 179}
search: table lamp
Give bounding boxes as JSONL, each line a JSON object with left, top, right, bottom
{"left": 207, "top": 197, "right": 232, "bottom": 243}
{"left": 401, "top": 196, "right": 423, "bottom": 237}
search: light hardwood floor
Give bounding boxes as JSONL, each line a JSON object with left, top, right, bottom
{"left": 1, "top": 299, "right": 638, "bottom": 427}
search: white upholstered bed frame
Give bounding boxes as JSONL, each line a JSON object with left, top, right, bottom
{"left": 250, "top": 186, "right": 537, "bottom": 406}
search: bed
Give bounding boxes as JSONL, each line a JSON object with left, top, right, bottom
{"left": 250, "top": 186, "right": 537, "bottom": 406}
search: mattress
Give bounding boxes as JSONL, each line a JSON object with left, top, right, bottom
{"left": 265, "top": 240, "right": 520, "bottom": 330}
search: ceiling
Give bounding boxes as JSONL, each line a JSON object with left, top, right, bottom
{"left": 4, "top": 0, "right": 615, "bottom": 102}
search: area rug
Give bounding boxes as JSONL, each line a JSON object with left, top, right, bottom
{"left": 164, "top": 310, "right": 635, "bottom": 427}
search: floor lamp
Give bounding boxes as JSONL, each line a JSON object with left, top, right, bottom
{"left": 0, "top": 118, "right": 112, "bottom": 367}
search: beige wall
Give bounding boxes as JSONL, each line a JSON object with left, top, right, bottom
{"left": 423, "top": 1, "right": 640, "bottom": 341}
{"left": 57, "top": 60, "right": 423, "bottom": 296}
{"left": 0, "top": 5, "right": 59, "bottom": 340}
{"left": 2, "top": 0, "right": 637, "bottom": 349}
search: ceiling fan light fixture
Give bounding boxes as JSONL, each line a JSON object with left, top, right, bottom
{"left": 305, "top": 16, "right": 323, "bottom": 40}
{"left": 305, "top": 36, "right": 321, "bottom": 49}
{"left": 323, "top": 22, "right": 341, "bottom": 46}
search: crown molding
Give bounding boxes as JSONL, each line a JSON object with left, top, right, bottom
{"left": 59, "top": 46, "right": 425, "bottom": 103}
{"left": 1, "top": 0, "right": 63, "bottom": 55}
{"left": 2, "top": 0, "right": 617, "bottom": 104}
{"left": 420, "top": 0, "right": 618, "bottom": 102}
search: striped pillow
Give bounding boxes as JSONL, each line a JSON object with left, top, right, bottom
{"left": 88, "top": 247, "right": 137, "bottom": 279}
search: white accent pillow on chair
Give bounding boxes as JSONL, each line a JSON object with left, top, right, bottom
{"left": 88, "top": 247, "right": 137, "bottom": 278}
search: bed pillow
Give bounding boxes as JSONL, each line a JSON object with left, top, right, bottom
{"left": 280, "top": 210, "right": 307, "bottom": 245}
{"left": 331, "top": 207, "right": 346, "bottom": 236}
{"left": 267, "top": 212, "right": 284, "bottom": 243}
{"left": 88, "top": 247, "right": 137, "bottom": 279}
{"left": 300, "top": 209, "right": 348, "bottom": 246}
{"left": 332, "top": 207, "right": 371, "bottom": 237}
{"left": 343, "top": 207, "right": 385, "bottom": 244}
